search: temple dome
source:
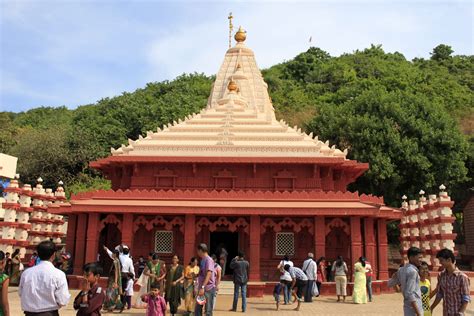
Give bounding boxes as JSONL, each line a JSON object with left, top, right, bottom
{"left": 106, "top": 28, "right": 349, "bottom": 161}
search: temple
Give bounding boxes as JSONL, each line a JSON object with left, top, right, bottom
{"left": 56, "top": 27, "right": 401, "bottom": 295}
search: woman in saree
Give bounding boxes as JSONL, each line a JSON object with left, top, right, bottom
{"left": 352, "top": 256, "right": 368, "bottom": 304}
{"left": 144, "top": 253, "right": 166, "bottom": 292}
{"left": 183, "top": 257, "right": 199, "bottom": 316}
{"left": 103, "top": 250, "right": 123, "bottom": 311}
{"left": 165, "top": 255, "right": 184, "bottom": 316}
{"left": 8, "top": 249, "right": 20, "bottom": 286}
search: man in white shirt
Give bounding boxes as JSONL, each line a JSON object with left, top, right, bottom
{"left": 19, "top": 240, "right": 71, "bottom": 316}
{"left": 302, "top": 252, "right": 317, "bottom": 302}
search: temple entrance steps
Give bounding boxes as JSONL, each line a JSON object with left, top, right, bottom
{"left": 218, "top": 280, "right": 235, "bottom": 295}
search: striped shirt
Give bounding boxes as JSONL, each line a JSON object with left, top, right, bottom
{"left": 436, "top": 268, "right": 471, "bottom": 315}
{"left": 288, "top": 266, "right": 308, "bottom": 281}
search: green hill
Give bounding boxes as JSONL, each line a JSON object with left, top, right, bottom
{"left": 1, "top": 44, "right": 472, "bottom": 209}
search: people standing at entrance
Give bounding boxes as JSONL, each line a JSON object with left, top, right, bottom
{"left": 352, "top": 257, "right": 368, "bottom": 304}
{"left": 143, "top": 253, "right": 166, "bottom": 292}
{"left": 136, "top": 256, "right": 146, "bottom": 277}
{"left": 388, "top": 246, "right": 423, "bottom": 316}
{"left": 184, "top": 257, "right": 200, "bottom": 316}
{"left": 103, "top": 250, "right": 123, "bottom": 311}
{"left": 9, "top": 249, "right": 20, "bottom": 286}
{"left": 211, "top": 254, "right": 222, "bottom": 311}
{"left": 277, "top": 255, "right": 294, "bottom": 269}
{"left": 19, "top": 240, "right": 71, "bottom": 316}
{"left": 229, "top": 251, "right": 249, "bottom": 312}
{"left": 73, "top": 262, "right": 106, "bottom": 316}
{"left": 279, "top": 268, "right": 293, "bottom": 305}
{"left": 121, "top": 272, "right": 134, "bottom": 311}
{"left": 216, "top": 244, "right": 228, "bottom": 276}
{"left": 302, "top": 253, "right": 317, "bottom": 302}
{"left": 104, "top": 245, "right": 135, "bottom": 311}
{"left": 0, "top": 251, "right": 10, "bottom": 316}
{"left": 316, "top": 257, "right": 326, "bottom": 295}
{"left": 165, "top": 255, "right": 184, "bottom": 316}
{"left": 277, "top": 255, "right": 294, "bottom": 305}
{"left": 419, "top": 262, "right": 434, "bottom": 316}
{"left": 332, "top": 256, "right": 348, "bottom": 302}
{"left": 431, "top": 248, "right": 471, "bottom": 316}
{"left": 195, "top": 243, "right": 216, "bottom": 316}
{"left": 326, "top": 261, "right": 333, "bottom": 281}
{"left": 365, "top": 259, "right": 374, "bottom": 302}
{"left": 284, "top": 264, "right": 308, "bottom": 311}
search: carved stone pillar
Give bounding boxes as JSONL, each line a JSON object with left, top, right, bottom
{"left": 184, "top": 214, "right": 196, "bottom": 265}
{"left": 73, "top": 213, "right": 88, "bottom": 274}
{"left": 249, "top": 215, "right": 261, "bottom": 281}
{"left": 314, "top": 216, "right": 325, "bottom": 258}
{"left": 350, "top": 217, "right": 362, "bottom": 271}
{"left": 85, "top": 213, "right": 99, "bottom": 263}
{"left": 364, "top": 217, "right": 377, "bottom": 278}
{"left": 377, "top": 218, "right": 389, "bottom": 279}
{"left": 122, "top": 213, "right": 134, "bottom": 247}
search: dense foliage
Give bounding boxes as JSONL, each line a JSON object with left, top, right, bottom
{"left": 1, "top": 45, "right": 472, "bottom": 209}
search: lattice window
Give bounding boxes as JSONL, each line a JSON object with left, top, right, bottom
{"left": 275, "top": 232, "right": 294, "bottom": 256}
{"left": 154, "top": 231, "right": 173, "bottom": 254}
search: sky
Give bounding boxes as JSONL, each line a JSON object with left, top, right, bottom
{"left": 1, "top": 0, "right": 472, "bottom": 112}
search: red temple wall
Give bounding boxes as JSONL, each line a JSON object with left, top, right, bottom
{"left": 67, "top": 213, "right": 389, "bottom": 291}
{"left": 108, "top": 163, "right": 357, "bottom": 192}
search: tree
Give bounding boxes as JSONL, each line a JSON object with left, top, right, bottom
{"left": 306, "top": 84, "right": 469, "bottom": 206}
{"left": 430, "top": 44, "right": 454, "bottom": 61}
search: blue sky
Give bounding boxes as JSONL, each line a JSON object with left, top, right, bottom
{"left": 1, "top": 0, "right": 472, "bottom": 112}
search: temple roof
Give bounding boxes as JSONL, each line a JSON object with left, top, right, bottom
{"left": 54, "top": 188, "right": 401, "bottom": 219}
{"left": 109, "top": 28, "right": 348, "bottom": 160}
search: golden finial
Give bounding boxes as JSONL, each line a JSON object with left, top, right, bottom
{"left": 228, "top": 12, "right": 234, "bottom": 48}
{"left": 234, "top": 26, "right": 246, "bottom": 43}
{"left": 228, "top": 79, "right": 238, "bottom": 92}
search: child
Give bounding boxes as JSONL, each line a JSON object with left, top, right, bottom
{"left": 419, "top": 261, "right": 436, "bottom": 316}
{"left": 73, "top": 262, "right": 106, "bottom": 316}
{"left": 141, "top": 286, "right": 167, "bottom": 316}
{"left": 273, "top": 280, "right": 297, "bottom": 311}
{"left": 273, "top": 282, "right": 283, "bottom": 311}
{"left": 124, "top": 272, "right": 134, "bottom": 310}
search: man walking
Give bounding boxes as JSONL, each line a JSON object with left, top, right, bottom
{"left": 302, "top": 253, "right": 317, "bottom": 302}
{"left": 19, "top": 240, "right": 71, "bottom": 316}
{"left": 388, "top": 247, "right": 423, "bottom": 316}
{"left": 229, "top": 251, "right": 249, "bottom": 312}
{"left": 284, "top": 264, "right": 308, "bottom": 311}
{"left": 196, "top": 243, "right": 216, "bottom": 316}
{"left": 431, "top": 248, "right": 471, "bottom": 316}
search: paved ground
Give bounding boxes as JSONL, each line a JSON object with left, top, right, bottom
{"left": 8, "top": 287, "right": 474, "bottom": 315}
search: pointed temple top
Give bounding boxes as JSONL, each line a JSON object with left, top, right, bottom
{"left": 109, "top": 28, "right": 347, "bottom": 159}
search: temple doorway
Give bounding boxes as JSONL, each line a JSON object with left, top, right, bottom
{"left": 325, "top": 227, "right": 350, "bottom": 263}
{"left": 98, "top": 223, "right": 121, "bottom": 273}
{"left": 210, "top": 231, "right": 239, "bottom": 277}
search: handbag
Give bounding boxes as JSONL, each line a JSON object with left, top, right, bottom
{"left": 311, "top": 282, "right": 319, "bottom": 297}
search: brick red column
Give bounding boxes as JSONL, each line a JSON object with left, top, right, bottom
{"left": 377, "top": 218, "right": 389, "bottom": 279}
{"left": 122, "top": 213, "right": 134, "bottom": 247}
{"left": 351, "top": 217, "right": 362, "bottom": 276}
{"left": 315, "top": 216, "right": 325, "bottom": 258}
{"left": 73, "top": 214, "right": 88, "bottom": 274}
{"left": 184, "top": 214, "right": 196, "bottom": 265}
{"left": 65, "top": 214, "right": 77, "bottom": 254}
{"left": 85, "top": 213, "right": 99, "bottom": 263}
{"left": 249, "top": 215, "right": 261, "bottom": 281}
{"left": 364, "top": 217, "right": 377, "bottom": 278}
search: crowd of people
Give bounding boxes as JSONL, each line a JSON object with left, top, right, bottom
{"left": 272, "top": 253, "right": 374, "bottom": 311}
{"left": 0, "top": 240, "right": 470, "bottom": 316}
{"left": 388, "top": 247, "right": 471, "bottom": 316}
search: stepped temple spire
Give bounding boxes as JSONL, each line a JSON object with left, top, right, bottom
{"left": 102, "top": 27, "right": 353, "bottom": 164}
